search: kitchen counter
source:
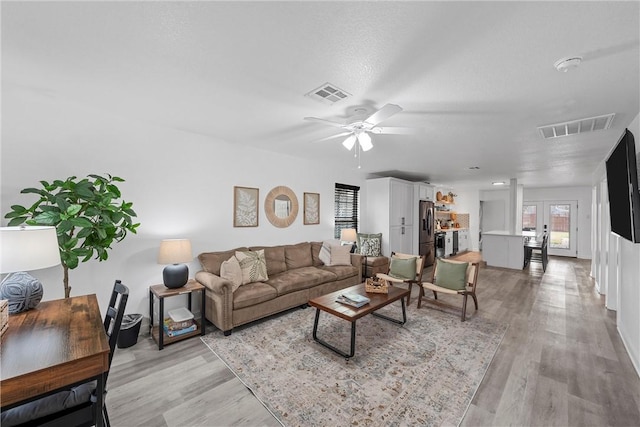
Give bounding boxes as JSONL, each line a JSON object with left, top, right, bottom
{"left": 482, "top": 230, "right": 525, "bottom": 269}
{"left": 435, "top": 227, "right": 467, "bottom": 232}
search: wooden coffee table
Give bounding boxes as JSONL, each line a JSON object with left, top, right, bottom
{"left": 309, "top": 283, "right": 410, "bottom": 359}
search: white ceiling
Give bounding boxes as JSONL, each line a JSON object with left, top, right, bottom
{"left": 2, "top": 1, "right": 639, "bottom": 189}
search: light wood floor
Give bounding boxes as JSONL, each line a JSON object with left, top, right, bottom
{"left": 108, "top": 254, "right": 640, "bottom": 426}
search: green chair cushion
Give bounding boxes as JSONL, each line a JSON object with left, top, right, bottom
{"left": 389, "top": 256, "right": 416, "bottom": 280}
{"left": 435, "top": 260, "right": 468, "bottom": 290}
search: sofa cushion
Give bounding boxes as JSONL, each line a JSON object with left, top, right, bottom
{"left": 266, "top": 266, "right": 336, "bottom": 295}
{"left": 249, "top": 245, "right": 287, "bottom": 276}
{"left": 321, "top": 264, "right": 359, "bottom": 281}
{"left": 235, "top": 250, "right": 269, "bottom": 285}
{"left": 233, "top": 282, "right": 278, "bottom": 309}
{"left": 284, "top": 242, "right": 313, "bottom": 270}
{"left": 311, "top": 242, "right": 324, "bottom": 266}
{"left": 198, "top": 247, "right": 249, "bottom": 276}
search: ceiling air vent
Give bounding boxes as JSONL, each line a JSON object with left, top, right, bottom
{"left": 538, "top": 113, "right": 615, "bottom": 139}
{"left": 305, "top": 83, "right": 351, "bottom": 105}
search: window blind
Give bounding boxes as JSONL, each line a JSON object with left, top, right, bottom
{"left": 334, "top": 183, "right": 360, "bottom": 239}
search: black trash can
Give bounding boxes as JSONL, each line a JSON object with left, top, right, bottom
{"left": 117, "top": 314, "right": 143, "bottom": 348}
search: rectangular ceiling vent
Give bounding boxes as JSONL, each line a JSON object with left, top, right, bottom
{"left": 538, "top": 113, "right": 615, "bottom": 139}
{"left": 305, "top": 82, "right": 351, "bottom": 105}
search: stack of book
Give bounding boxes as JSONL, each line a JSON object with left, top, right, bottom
{"left": 163, "top": 307, "right": 196, "bottom": 337}
{"left": 336, "top": 292, "right": 370, "bottom": 308}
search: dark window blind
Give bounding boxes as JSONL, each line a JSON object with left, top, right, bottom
{"left": 334, "top": 183, "right": 360, "bottom": 239}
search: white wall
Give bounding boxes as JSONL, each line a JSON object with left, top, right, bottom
{"left": 1, "top": 88, "right": 364, "bottom": 317}
{"left": 592, "top": 113, "right": 640, "bottom": 376}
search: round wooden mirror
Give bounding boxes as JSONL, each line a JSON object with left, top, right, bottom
{"left": 264, "top": 186, "right": 298, "bottom": 228}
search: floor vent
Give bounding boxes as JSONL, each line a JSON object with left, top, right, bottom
{"left": 538, "top": 113, "right": 615, "bottom": 139}
{"left": 305, "top": 83, "right": 351, "bottom": 105}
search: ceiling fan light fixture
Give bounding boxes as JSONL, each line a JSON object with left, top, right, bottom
{"left": 358, "top": 132, "right": 373, "bottom": 151}
{"left": 342, "top": 134, "right": 357, "bottom": 150}
{"left": 554, "top": 56, "right": 582, "bottom": 72}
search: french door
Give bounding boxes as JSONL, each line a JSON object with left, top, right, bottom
{"left": 522, "top": 200, "right": 578, "bottom": 257}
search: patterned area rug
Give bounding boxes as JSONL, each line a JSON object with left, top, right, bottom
{"left": 201, "top": 301, "right": 507, "bottom": 426}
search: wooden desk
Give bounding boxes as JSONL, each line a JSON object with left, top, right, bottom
{"left": 0, "top": 295, "right": 109, "bottom": 427}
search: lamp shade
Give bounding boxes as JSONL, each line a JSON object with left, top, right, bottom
{"left": 157, "top": 239, "right": 192, "bottom": 265}
{"left": 0, "top": 226, "right": 61, "bottom": 273}
{"left": 340, "top": 228, "right": 357, "bottom": 242}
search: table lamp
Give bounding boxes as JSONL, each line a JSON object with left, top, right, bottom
{"left": 340, "top": 228, "right": 358, "bottom": 253}
{"left": 0, "top": 226, "right": 61, "bottom": 313}
{"left": 158, "top": 239, "right": 192, "bottom": 289}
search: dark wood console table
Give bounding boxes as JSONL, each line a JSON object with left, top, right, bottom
{"left": 0, "top": 295, "right": 110, "bottom": 427}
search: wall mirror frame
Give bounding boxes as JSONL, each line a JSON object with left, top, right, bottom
{"left": 264, "top": 186, "right": 299, "bottom": 228}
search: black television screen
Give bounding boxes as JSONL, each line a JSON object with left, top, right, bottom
{"left": 605, "top": 129, "right": 640, "bottom": 243}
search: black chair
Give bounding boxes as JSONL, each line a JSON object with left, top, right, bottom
{"left": 523, "top": 233, "right": 548, "bottom": 272}
{"left": 1, "top": 280, "right": 129, "bottom": 427}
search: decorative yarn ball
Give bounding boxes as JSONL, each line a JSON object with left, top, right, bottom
{"left": 0, "top": 272, "right": 44, "bottom": 314}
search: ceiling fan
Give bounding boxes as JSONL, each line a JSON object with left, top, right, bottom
{"left": 304, "top": 103, "right": 417, "bottom": 152}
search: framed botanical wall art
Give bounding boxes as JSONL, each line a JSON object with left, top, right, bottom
{"left": 234, "top": 186, "right": 259, "bottom": 227}
{"left": 303, "top": 192, "right": 320, "bottom": 225}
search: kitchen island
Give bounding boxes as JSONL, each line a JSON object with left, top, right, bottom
{"left": 482, "top": 230, "right": 526, "bottom": 269}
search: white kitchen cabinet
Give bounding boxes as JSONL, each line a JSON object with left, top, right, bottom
{"left": 482, "top": 231, "right": 525, "bottom": 269}
{"left": 390, "top": 179, "right": 413, "bottom": 226}
{"left": 444, "top": 231, "right": 453, "bottom": 257}
{"left": 366, "top": 177, "right": 415, "bottom": 256}
{"left": 458, "top": 230, "right": 469, "bottom": 252}
{"left": 389, "top": 225, "right": 414, "bottom": 254}
{"left": 415, "top": 183, "right": 435, "bottom": 201}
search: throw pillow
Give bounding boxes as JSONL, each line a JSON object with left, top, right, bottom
{"left": 319, "top": 242, "right": 352, "bottom": 266}
{"left": 435, "top": 259, "right": 469, "bottom": 290}
{"left": 235, "top": 250, "right": 269, "bottom": 285}
{"left": 360, "top": 236, "right": 382, "bottom": 256}
{"left": 220, "top": 256, "right": 243, "bottom": 292}
{"left": 356, "top": 233, "right": 382, "bottom": 256}
{"left": 389, "top": 256, "right": 417, "bottom": 280}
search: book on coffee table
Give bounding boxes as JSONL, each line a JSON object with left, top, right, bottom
{"left": 336, "top": 292, "right": 370, "bottom": 308}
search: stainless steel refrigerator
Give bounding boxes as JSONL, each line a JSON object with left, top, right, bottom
{"left": 418, "top": 200, "right": 435, "bottom": 267}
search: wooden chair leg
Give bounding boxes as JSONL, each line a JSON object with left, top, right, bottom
{"left": 462, "top": 294, "right": 468, "bottom": 322}
{"left": 417, "top": 286, "right": 424, "bottom": 308}
{"left": 432, "top": 290, "right": 438, "bottom": 300}
{"left": 471, "top": 292, "right": 478, "bottom": 310}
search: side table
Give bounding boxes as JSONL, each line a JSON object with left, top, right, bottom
{"left": 149, "top": 279, "right": 205, "bottom": 350}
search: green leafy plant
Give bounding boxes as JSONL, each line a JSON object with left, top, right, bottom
{"left": 4, "top": 174, "right": 140, "bottom": 297}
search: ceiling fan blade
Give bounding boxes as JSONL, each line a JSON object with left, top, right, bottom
{"left": 363, "top": 103, "right": 403, "bottom": 127}
{"left": 311, "top": 131, "right": 351, "bottom": 143}
{"left": 371, "top": 126, "right": 421, "bottom": 135}
{"left": 304, "top": 116, "right": 347, "bottom": 129}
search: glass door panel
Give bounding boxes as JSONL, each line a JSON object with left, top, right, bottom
{"left": 544, "top": 201, "right": 578, "bottom": 257}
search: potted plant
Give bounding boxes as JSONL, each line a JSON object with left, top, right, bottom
{"left": 4, "top": 174, "right": 139, "bottom": 297}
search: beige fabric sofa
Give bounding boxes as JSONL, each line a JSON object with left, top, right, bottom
{"left": 195, "top": 242, "right": 362, "bottom": 335}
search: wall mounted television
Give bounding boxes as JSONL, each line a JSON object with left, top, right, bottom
{"left": 605, "top": 129, "right": 640, "bottom": 243}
